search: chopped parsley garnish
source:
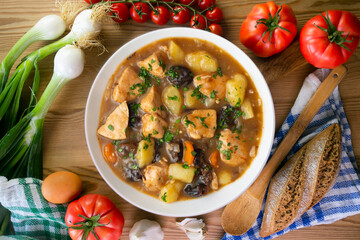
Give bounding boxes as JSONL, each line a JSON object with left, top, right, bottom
{"left": 124, "top": 127, "right": 127, "bottom": 133}
{"left": 143, "top": 143, "right": 149, "bottom": 150}
{"left": 195, "top": 116, "right": 208, "bottom": 128}
{"left": 232, "top": 125, "right": 242, "bottom": 134}
{"left": 165, "top": 69, "right": 179, "bottom": 79}
{"left": 169, "top": 175, "right": 173, "bottom": 180}
{"left": 182, "top": 162, "right": 190, "bottom": 169}
{"left": 108, "top": 124, "right": 114, "bottom": 131}
{"left": 152, "top": 107, "right": 157, "bottom": 111}
{"left": 160, "top": 105, "right": 166, "bottom": 111}
{"left": 142, "top": 133, "right": 152, "bottom": 142}
{"left": 194, "top": 168, "right": 199, "bottom": 175}
{"left": 182, "top": 105, "right": 186, "bottom": 110}
{"left": 148, "top": 63, "right": 152, "bottom": 71}
{"left": 217, "top": 140, "right": 223, "bottom": 150}
{"left": 184, "top": 87, "right": 188, "bottom": 91}
{"left": 164, "top": 130, "right": 174, "bottom": 142}
{"left": 210, "top": 90, "right": 217, "bottom": 99}
{"left": 151, "top": 115, "right": 154, "bottom": 121}
{"left": 129, "top": 153, "right": 134, "bottom": 158}
{"left": 161, "top": 192, "right": 167, "bottom": 202}
{"left": 131, "top": 67, "right": 153, "bottom": 96}
{"left": 191, "top": 85, "right": 207, "bottom": 103}
{"left": 175, "top": 118, "right": 181, "bottom": 124}
{"left": 152, "top": 129, "right": 159, "bottom": 135}
{"left": 158, "top": 60, "right": 166, "bottom": 71}
{"left": 235, "top": 98, "right": 241, "bottom": 107}
{"left": 221, "top": 149, "right": 233, "bottom": 160}
{"left": 217, "top": 67, "right": 223, "bottom": 76}
{"left": 184, "top": 116, "right": 196, "bottom": 128}
{"left": 191, "top": 151, "right": 197, "bottom": 156}
{"left": 168, "top": 95, "right": 179, "bottom": 101}
{"left": 131, "top": 164, "right": 138, "bottom": 170}
{"left": 131, "top": 103, "right": 141, "bottom": 115}
{"left": 117, "top": 148, "right": 123, "bottom": 153}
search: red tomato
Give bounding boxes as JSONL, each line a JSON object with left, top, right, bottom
{"left": 151, "top": 6, "right": 171, "bottom": 25}
{"left": 109, "top": 3, "right": 129, "bottom": 23}
{"left": 65, "top": 194, "right": 124, "bottom": 240}
{"left": 172, "top": 6, "right": 191, "bottom": 24}
{"left": 84, "top": 0, "right": 101, "bottom": 4}
{"left": 130, "top": 2, "right": 151, "bottom": 23}
{"left": 239, "top": 1, "right": 297, "bottom": 57}
{"left": 190, "top": 14, "right": 207, "bottom": 29}
{"left": 300, "top": 10, "right": 360, "bottom": 69}
{"left": 197, "top": 0, "right": 215, "bottom": 10}
{"left": 180, "top": 0, "right": 196, "bottom": 6}
{"left": 209, "top": 23, "right": 223, "bottom": 36}
{"left": 206, "top": 7, "right": 223, "bottom": 23}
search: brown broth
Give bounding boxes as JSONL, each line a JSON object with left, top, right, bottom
{"left": 98, "top": 37, "right": 263, "bottom": 201}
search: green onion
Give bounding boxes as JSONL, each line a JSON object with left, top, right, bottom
{"left": 0, "top": 45, "right": 85, "bottom": 179}
{"left": 0, "top": 9, "right": 101, "bottom": 133}
{"left": 0, "top": 15, "right": 66, "bottom": 92}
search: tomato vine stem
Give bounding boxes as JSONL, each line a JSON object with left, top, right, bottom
{"left": 314, "top": 11, "right": 353, "bottom": 51}
{"left": 91, "top": 0, "right": 210, "bottom": 29}
{"left": 255, "top": 5, "right": 292, "bottom": 44}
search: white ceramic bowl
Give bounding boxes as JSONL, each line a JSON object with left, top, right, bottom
{"left": 85, "top": 28, "right": 275, "bottom": 217}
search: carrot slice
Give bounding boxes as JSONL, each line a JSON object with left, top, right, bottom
{"left": 209, "top": 150, "right": 220, "bottom": 168}
{"left": 183, "top": 141, "right": 195, "bottom": 166}
{"left": 104, "top": 143, "right": 117, "bottom": 164}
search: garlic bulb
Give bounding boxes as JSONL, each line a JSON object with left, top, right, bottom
{"left": 176, "top": 218, "right": 207, "bottom": 240}
{"left": 129, "top": 219, "right": 164, "bottom": 240}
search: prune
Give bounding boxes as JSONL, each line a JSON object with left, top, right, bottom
{"left": 217, "top": 105, "right": 239, "bottom": 129}
{"left": 184, "top": 183, "right": 207, "bottom": 197}
{"left": 166, "top": 141, "right": 183, "bottom": 163}
{"left": 128, "top": 102, "right": 141, "bottom": 128}
{"left": 166, "top": 66, "right": 193, "bottom": 87}
{"left": 116, "top": 143, "right": 136, "bottom": 160}
{"left": 123, "top": 162, "right": 142, "bottom": 181}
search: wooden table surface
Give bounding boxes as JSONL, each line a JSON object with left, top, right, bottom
{"left": 1, "top": 0, "right": 360, "bottom": 239}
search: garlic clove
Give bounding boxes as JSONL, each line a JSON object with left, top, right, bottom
{"left": 176, "top": 218, "right": 207, "bottom": 240}
{"left": 129, "top": 219, "right": 164, "bottom": 240}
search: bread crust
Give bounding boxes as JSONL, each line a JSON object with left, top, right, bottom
{"left": 260, "top": 124, "right": 341, "bottom": 237}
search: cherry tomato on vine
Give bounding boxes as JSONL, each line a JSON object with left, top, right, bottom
{"left": 109, "top": 3, "right": 129, "bottom": 23}
{"left": 180, "top": 0, "right": 196, "bottom": 6}
{"left": 300, "top": 10, "right": 360, "bottom": 69}
{"left": 172, "top": 6, "right": 191, "bottom": 24}
{"left": 206, "top": 7, "right": 222, "bottom": 23}
{"left": 190, "top": 14, "right": 207, "bottom": 29}
{"left": 151, "top": 6, "right": 171, "bottom": 25}
{"left": 209, "top": 23, "right": 223, "bottom": 36}
{"left": 198, "top": 0, "right": 215, "bottom": 10}
{"left": 130, "top": 2, "right": 151, "bottom": 23}
{"left": 84, "top": 0, "right": 102, "bottom": 4}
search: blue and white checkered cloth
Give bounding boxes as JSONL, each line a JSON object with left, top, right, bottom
{"left": 223, "top": 69, "right": 360, "bottom": 240}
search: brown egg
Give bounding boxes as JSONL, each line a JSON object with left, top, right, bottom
{"left": 41, "top": 171, "right": 83, "bottom": 204}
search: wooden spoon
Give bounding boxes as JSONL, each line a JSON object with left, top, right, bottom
{"left": 221, "top": 65, "right": 347, "bottom": 236}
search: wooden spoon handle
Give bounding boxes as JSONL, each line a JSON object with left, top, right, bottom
{"left": 250, "top": 65, "right": 347, "bottom": 198}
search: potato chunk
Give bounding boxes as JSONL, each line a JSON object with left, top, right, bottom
{"left": 183, "top": 109, "right": 217, "bottom": 139}
{"left": 169, "top": 163, "right": 196, "bottom": 183}
{"left": 138, "top": 51, "right": 166, "bottom": 78}
{"left": 140, "top": 86, "right": 166, "bottom": 118}
{"left": 185, "top": 51, "right": 218, "bottom": 74}
{"left": 143, "top": 161, "right": 168, "bottom": 191}
{"left": 226, "top": 74, "right": 247, "bottom": 107}
{"left": 136, "top": 139, "right": 155, "bottom": 168}
{"left": 193, "top": 74, "right": 227, "bottom": 99}
{"left": 112, "top": 66, "right": 143, "bottom": 103}
{"left": 219, "top": 129, "right": 248, "bottom": 167}
{"left": 241, "top": 98, "right": 254, "bottom": 119}
{"left": 169, "top": 41, "right": 185, "bottom": 64}
{"left": 142, "top": 113, "right": 168, "bottom": 139}
{"left": 97, "top": 101, "right": 128, "bottom": 140}
{"left": 162, "top": 85, "right": 183, "bottom": 116}
{"left": 160, "top": 180, "right": 184, "bottom": 203}
{"left": 184, "top": 88, "right": 201, "bottom": 108}
{"left": 218, "top": 170, "right": 232, "bottom": 185}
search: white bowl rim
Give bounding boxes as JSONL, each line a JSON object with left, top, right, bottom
{"left": 85, "top": 27, "right": 275, "bottom": 217}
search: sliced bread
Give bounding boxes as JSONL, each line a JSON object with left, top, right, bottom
{"left": 260, "top": 123, "right": 341, "bottom": 237}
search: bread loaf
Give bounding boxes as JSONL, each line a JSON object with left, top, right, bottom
{"left": 260, "top": 123, "right": 341, "bottom": 237}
